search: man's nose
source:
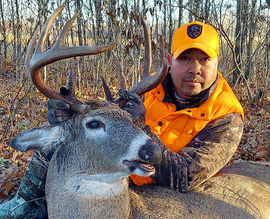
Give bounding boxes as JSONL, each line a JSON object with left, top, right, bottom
{"left": 188, "top": 60, "right": 201, "bottom": 75}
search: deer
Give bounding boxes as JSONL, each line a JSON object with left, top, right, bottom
{"left": 10, "top": 5, "right": 270, "bottom": 219}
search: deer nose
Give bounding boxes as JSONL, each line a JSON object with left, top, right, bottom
{"left": 139, "top": 140, "right": 162, "bottom": 164}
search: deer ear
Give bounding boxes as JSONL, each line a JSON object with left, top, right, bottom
{"left": 10, "top": 126, "right": 64, "bottom": 153}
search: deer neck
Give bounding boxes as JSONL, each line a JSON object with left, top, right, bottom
{"left": 70, "top": 172, "right": 129, "bottom": 196}
{"left": 65, "top": 172, "right": 131, "bottom": 218}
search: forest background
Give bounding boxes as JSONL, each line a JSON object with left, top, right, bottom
{"left": 0, "top": 0, "right": 270, "bottom": 202}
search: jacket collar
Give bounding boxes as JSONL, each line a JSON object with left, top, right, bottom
{"left": 161, "top": 68, "right": 219, "bottom": 111}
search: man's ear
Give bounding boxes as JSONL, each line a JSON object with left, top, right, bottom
{"left": 167, "top": 54, "right": 172, "bottom": 66}
{"left": 218, "top": 55, "right": 221, "bottom": 63}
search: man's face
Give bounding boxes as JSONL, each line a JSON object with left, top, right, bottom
{"left": 168, "top": 49, "right": 219, "bottom": 100}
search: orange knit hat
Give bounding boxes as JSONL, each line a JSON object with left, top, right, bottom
{"left": 171, "top": 21, "right": 219, "bottom": 59}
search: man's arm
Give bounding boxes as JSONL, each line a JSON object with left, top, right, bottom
{"left": 152, "top": 112, "right": 244, "bottom": 192}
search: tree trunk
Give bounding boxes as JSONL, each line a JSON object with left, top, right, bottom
{"left": 15, "top": 0, "right": 20, "bottom": 61}
{"left": 14, "top": 0, "right": 22, "bottom": 86}
{"left": 194, "top": 0, "right": 201, "bottom": 21}
{"left": 267, "top": 35, "right": 270, "bottom": 161}
{"left": 76, "top": 0, "right": 83, "bottom": 47}
{"left": 142, "top": 0, "right": 146, "bottom": 14}
{"left": 76, "top": 0, "right": 83, "bottom": 96}
{"left": 241, "top": 0, "right": 249, "bottom": 53}
{"left": 66, "top": 1, "right": 75, "bottom": 45}
{"left": 204, "top": 0, "right": 210, "bottom": 22}
{"left": 163, "top": 0, "right": 167, "bottom": 46}
{"left": 10, "top": 0, "right": 16, "bottom": 65}
{"left": 168, "top": 0, "right": 173, "bottom": 53}
{"left": 94, "top": 0, "right": 103, "bottom": 44}
{"left": 178, "top": 0, "right": 183, "bottom": 27}
{"left": 245, "top": 0, "right": 256, "bottom": 79}
{"left": 154, "top": 0, "right": 159, "bottom": 40}
{"left": 108, "top": 0, "right": 116, "bottom": 42}
{"left": 233, "top": 0, "right": 242, "bottom": 85}
{"left": 0, "top": 0, "right": 7, "bottom": 59}
{"left": 188, "top": 0, "right": 194, "bottom": 22}
{"left": 89, "top": 0, "right": 96, "bottom": 41}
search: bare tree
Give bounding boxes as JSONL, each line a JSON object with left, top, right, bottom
{"left": 66, "top": 1, "right": 75, "bottom": 45}
{"left": 204, "top": 0, "right": 211, "bottom": 21}
{"left": 188, "top": 0, "right": 194, "bottom": 22}
{"left": 0, "top": 0, "right": 7, "bottom": 59}
{"left": 107, "top": 0, "right": 117, "bottom": 42}
{"left": 233, "top": 0, "right": 250, "bottom": 85}
{"left": 88, "top": 0, "right": 96, "bottom": 40}
{"left": 154, "top": 0, "right": 159, "bottom": 40}
{"left": 94, "top": 0, "right": 103, "bottom": 44}
{"left": 194, "top": 0, "right": 202, "bottom": 21}
{"left": 178, "top": 0, "right": 183, "bottom": 27}
{"left": 233, "top": 0, "right": 242, "bottom": 85}
{"left": 163, "top": 0, "right": 166, "bottom": 38}
{"left": 245, "top": 0, "right": 257, "bottom": 79}
{"left": 168, "top": 0, "right": 173, "bottom": 53}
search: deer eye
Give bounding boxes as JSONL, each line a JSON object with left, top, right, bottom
{"left": 86, "top": 120, "right": 104, "bottom": 129}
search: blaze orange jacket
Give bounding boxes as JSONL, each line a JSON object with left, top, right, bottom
{"left": 130, "top": 72, "right": 244, "bottom": 186}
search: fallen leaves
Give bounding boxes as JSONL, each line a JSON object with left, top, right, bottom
{"left": 0, "top": 162, "right": 24, "bottom": 202}
{"left": 0, "top": 62, "right": 270, "bottom": 204}
{"left": 231, "top": 103, "right": 270, "bottom": 162}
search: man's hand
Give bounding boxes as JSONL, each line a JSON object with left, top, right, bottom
{"left": 118, "top": 89, "right": 146, "bottom": 128}
{"left": 47, "top": 99, "right": 74, "bottom": 125}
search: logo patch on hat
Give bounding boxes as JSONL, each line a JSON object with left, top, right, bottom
{"left": 187, "top": 24, "right": 202, "bottom": 39}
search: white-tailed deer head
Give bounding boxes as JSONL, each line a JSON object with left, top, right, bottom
{"left": 10, "top": 5, "right": 166, "bottom": 219}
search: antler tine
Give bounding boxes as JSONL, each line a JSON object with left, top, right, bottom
{"left": 112, "top": 51, "right": 127, "bottom": 90}
{"left": 56, "top": 13, "right": 79, "bottom": 48}
{"left": 102, "top": 51, "right": 127, "bottom": 102}
{"left": 141, "top": 18, "right": 152, "bottom": 86}
{"left": 129, "top": 19, "right": 168, "bottom": 96}
{"left": 101, "top": 77, "right": 114, "bottom": 102}
{"left": 36, "top": 5, "right": 66, "bottom": 55}
{"left": 25, "top": 5, "right": 117, "bottom": 113}
{"left": 67, "top": 67, "right": 76, "bottom": 96}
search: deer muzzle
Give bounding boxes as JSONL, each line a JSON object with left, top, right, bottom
{"left": 138, "top": 140, "right": 162, "bottom": 164}
{"left": 123, "top": 140, "right": 162, "bottom": 176}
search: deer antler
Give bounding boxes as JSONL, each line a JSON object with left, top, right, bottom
{"left": 112, "top": 51, "right": 128, "bottom": 91}
{"left": 25, "top": 5, "right": 117, "bottom": 113}
{"left": 106, "top": 19, "right": 168, "bottom": 104}
{"left": 130, "top": 19, "right": 167, "bottom": 96}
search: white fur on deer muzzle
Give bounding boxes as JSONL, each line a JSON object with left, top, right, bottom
{"left": 123, "top": 135, "right": 160, "bottom": 177}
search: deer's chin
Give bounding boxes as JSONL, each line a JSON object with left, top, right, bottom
{"left": 123, "top": 160, "right": 155, "bottom": 176}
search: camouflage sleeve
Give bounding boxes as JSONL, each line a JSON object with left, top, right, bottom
{"left": 152, "top": 112, "right": 244, "bottom": 193}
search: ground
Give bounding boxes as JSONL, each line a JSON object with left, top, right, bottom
{"left": 0, "top": 64, "right": 269, "bottom": 204}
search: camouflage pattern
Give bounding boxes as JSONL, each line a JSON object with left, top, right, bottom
{"left": 152, "top": 112, "right": 244, "bottom": 193}
{"left": 0, "top": 151, "right": 48, "bottom": 219}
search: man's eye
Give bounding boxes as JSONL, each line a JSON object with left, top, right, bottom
{"left": 201, "top": 58, "right": 209, "bottom": 61}
{"left": 86, "top": 121, "right": 104, "bottom": 129}
{"left": 180, "top": 56, "right": 189, "bottom": 60}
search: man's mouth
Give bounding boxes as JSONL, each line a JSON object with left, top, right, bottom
{"left": 184, "top": 79, "right": 201, "bottom": 86}
{"left": 183, "top": 75, "right": 204, "bottom": 84}
{"left": 185, "top": 79, "right": 199, "bottom": 83}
